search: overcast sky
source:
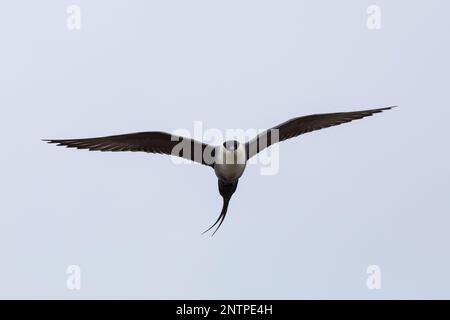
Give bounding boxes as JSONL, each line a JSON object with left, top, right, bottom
{"left": 0, "top": 1, "right": 449, "bottom": 299}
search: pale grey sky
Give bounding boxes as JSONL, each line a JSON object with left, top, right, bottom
{"left": 0, "top": 1, "right": 449, "bottom": 299}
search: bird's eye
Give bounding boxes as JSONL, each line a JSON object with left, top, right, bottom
{"left": 223, "top": 141, "right": 239, "bottom": 151}
{"left": 223, "top": 141, "right": 239, "bottom": 150}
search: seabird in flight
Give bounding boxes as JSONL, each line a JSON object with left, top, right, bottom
{"left": 44, "top": 106, "right": 395, "bottom": 235}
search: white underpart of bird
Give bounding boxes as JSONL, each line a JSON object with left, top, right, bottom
{"left": 214, "top": 141, "right": 247, "bottom": 183}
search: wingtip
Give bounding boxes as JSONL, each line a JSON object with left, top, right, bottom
{"left": 372, "top": 106, "right": 397, "bottom": 113}
{"left": 42, "top": 139, "right": 58, "bottom": 144}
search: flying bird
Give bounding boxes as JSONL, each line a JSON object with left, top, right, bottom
{"left": 44, "top": 106, "right": 395, "bottom": 235}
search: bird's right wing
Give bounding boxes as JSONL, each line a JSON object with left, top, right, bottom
{"left": 44, "top": 131, "right": 216, "bottom": 167}
{"left": 245, "top": 106, "right": 395, "bottom": 160}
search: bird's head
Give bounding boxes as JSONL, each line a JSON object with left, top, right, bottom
{"left": 215, "top": 140, "right": 246, "bottom": 166}
{"left": 223, "top": 140, "right": 240, "bottom": 152}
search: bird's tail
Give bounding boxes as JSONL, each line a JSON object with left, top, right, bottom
{"left": 202, "top": 179, "right": 238, "bottom": 236}
{"left": 202, "top": 196, "right": 230, "bottom": 236}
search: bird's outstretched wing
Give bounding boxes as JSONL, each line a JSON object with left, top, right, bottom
{"left": 44, "top": 131, "right": 216, "bottom": 167}
{"left": 245, "top": 106, "right": 395, "bottom": 160}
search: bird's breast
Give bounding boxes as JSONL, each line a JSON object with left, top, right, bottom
{"left": 214, "top": 162, "right": 246, "bottom": 182}
{"left": 214, "top": 145, "right": 247, "bottom": 182}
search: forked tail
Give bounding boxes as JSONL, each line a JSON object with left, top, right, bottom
{"left": 202, "top": 196, "right": 230, "bottom": 236}
{"left": 202, "top": 179, "right": 239, "bottom": 236}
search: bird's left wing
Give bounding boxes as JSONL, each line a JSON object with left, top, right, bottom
{"left": 245, "top": 106, "right": 395, "bottom": 160}
{"left": 44, "top": 131, "right": 216, "bottom": 167}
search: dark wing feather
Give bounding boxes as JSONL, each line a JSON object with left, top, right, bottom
{"left": 245, "top": 106, "right": 395, "bottom": 159}
{"left": 44, "top": 131, "right": 215, "bottom": 166}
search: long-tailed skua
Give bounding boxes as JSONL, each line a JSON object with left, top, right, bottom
{"left": 44, "top": 106, "right": 395, "bottom": 235}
